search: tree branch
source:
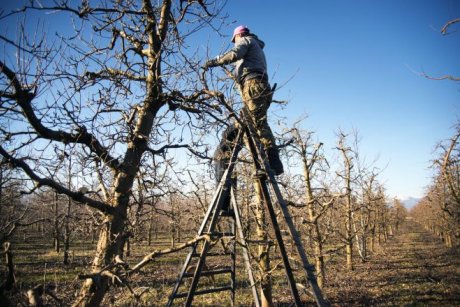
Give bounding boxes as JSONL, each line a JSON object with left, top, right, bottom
{"left": 130, "top": 234, "right": 211, "bottom": 273}
{"left": 0, "top": 146, "right": 113, "bottom": 214}
{"left": 441, "top": 18, "right": 460, "bottom": 35}
{"left": 15, "top": 3, "right": 146, "bottom": 19}
{"left": 421, "top": 72, "right": 460, "bottom": 82}
{"left": 146, "top": 144, "right": 212, "bottom": 160}
{"left": 0, "top": 60, "right": 121, "bottom": 171}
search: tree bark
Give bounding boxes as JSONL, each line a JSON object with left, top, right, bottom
{"left": 339, "top": 142, "right": 354, "bottom": 271}
{"left": 302, "top": 153, "right": 325, "bottom": 287}
{"left": 53, "top": 192, "right": 60, "bottom": 254}
{"left": 64, "top": 160, "right": 72, "bottom": 265}
{"left": 72, "top": 1, "right": 172, "bottom": 304}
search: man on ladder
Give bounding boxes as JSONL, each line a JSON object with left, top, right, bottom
{"left": 203, "top": 25, "right": 284, "bottom": 176}
{"left": 168, "top": 25, "right": 328, "bottom": 307}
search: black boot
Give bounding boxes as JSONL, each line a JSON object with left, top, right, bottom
{"left": 214, "top": 158, "right": 233, "bottom": 211}
{"left": 267, "top": 147, "right": 284, "bottom": 175}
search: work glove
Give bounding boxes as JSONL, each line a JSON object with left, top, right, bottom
{"left": 202, "top": 58, "right": 219, "bottom": 70}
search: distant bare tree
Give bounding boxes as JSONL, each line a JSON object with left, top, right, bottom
{"left": 389, "top": 198, "right": 407, "bottom": 234}
{"left": 365, "top": 185, "right": 387, "bottom": 252}
{"left": 415, "top": 123, "right": 460, "bottom": 247}
{"left": 336, "top": 131, "right": 358, "bottom": 270}
{"left": 0, "top": 166, "right": 28, "bottom": 244}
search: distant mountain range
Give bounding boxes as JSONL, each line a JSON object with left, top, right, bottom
{"left": 400, "top": 197, "right": 421, "bottom": 209}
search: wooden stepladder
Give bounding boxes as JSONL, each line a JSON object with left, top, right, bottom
{"left": 167, "top": 110, "right": 328, "bottom": 306}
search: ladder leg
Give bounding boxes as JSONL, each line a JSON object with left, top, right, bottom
{"left": 166, "top": 245, "right": 197, "bottom": 307}
{"left": 268, "top": 177, "right": 329, "bottom": 307}
{"left": 184, "top": 239, "right": 212, "bottom": 306}
{"left": 241, "top": 110, "right": 328, "bottom": 306}
{"left": 167, "top": 184, "right": 227, "bottom": 306}
{"left": 185, "top": 183, "right": 231, "bottom": 305}
{"left": 230, "top": 208, "right": 236, "bottom": 306}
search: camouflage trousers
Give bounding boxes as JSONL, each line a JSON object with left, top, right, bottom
{"left": 241, "top": 78, "right": 276, "bottom": 149}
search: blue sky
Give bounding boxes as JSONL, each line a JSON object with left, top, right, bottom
{"left": 215, "top": 0, "right": 460, "bottom": 199}
{"left": 1, "top": 1, "right": 458, "bottom": 199}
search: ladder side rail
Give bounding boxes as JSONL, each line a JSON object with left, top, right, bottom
{"left": 184, "top": 237, "right": 212, "bottom": 306}
{"left": 230, "top": 204, "right": 236, "bottom": 307}
{"left": 231, "top": 187, "right": 261, "bottom": 307}
{"left": 166, "top": 243, "right": 199, "bottom": 307}
{"left": 184, "top": 130, "right": 244, "bottom": 306}
{"left": 241, "top": 122, "right": 302, "bottom": 306}
{"left": 197, "top": 129, "right": 244, "bottom": 235}
{"left": 167, "top": 185, "right": 228, "bottom": 306}
{"left": 184, "top": 184, "right": 231, "bottom": 306}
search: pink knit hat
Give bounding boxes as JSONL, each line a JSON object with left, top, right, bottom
{"left": 231, "top": 25, "right": 249, "bottom": 42}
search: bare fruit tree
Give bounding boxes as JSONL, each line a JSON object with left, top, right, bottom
{"left": 336, "top": 131, "right": 357, "bottom": 270}
{"left": 288, "top": 127, "right": 335, "bottom": 287}
{"left": 0, "top": 0, "right": 228, "bottom": 305}
{"left": 334, "top": 130, "right": 387, "bottom": 269}
{"left": 413, "top": 123, "right": 460, "bottom": 248}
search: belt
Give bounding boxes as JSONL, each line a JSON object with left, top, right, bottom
{"left": 241, "top": 73, "right": 269, "bottom": 87}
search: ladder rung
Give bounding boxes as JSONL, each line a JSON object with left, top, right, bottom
{"left": 191, "top": 252, "right": 234, "bottom": 257}
{"left": 174, "top": 285, "right": 233, "bottom": 298}
{"left": 183, "top": 267, "right": 233, "bottom": 278}
{"left": 219, "top": 210, "right": 235, "bottom": 217}
{"left": 213, "top": 232, "right": 235, "bottom": 237}
{"left": 202, "top": 232, "right": 235, "bottom": 238}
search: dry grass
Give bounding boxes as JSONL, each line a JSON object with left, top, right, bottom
{"left": 2, "top": 220, "right": 459, "bottom": 306}
{"left": 323, "top": 220, "right": 460, "bottom": 306}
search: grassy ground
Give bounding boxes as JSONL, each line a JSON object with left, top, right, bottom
{"left": 2, "top": 219, "right": 459, "bottom": 306}
{"left": 324, "top": 219, "right": 460, "bottom": 306}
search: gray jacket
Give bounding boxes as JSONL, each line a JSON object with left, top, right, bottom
{"left": 214, "top": 34, "right": 268, "bottom": 84}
